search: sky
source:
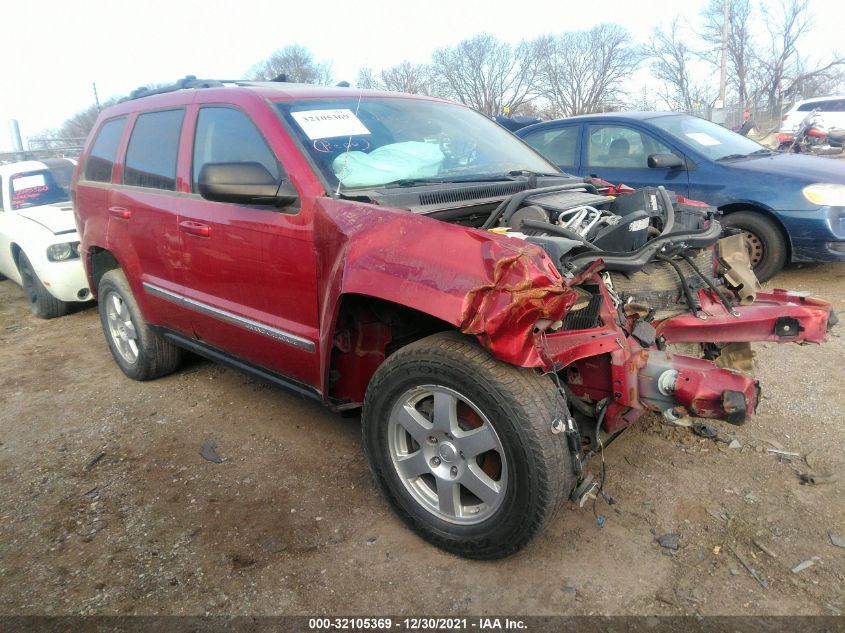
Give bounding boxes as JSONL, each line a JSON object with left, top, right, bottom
{"left": 2, "top": 0, "right": 844, "bottom": 151}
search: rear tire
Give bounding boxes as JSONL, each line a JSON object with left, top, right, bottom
{"left": 722, "top": 211, "right": 787, "bottom": 282}
{"left": 18, "top": 252, "right": 69, "bottom": 319}
{"left": 98, "top": 269, "right": 181, "bottom": 380}
{"left": 362, "top": 331, "right": 573, "bottom": 559}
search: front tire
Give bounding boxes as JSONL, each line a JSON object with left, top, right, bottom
{"left": 18, "top": 252, "right": 69, "bottom": 319}
{"left": 98, "top": 269, "right": 181, "bottom": 380}
{"left": 362, "top": 331, "right": 573, "bottom": 559}
{"left": 722, "top": 211, "right": 787, "bottom": 282}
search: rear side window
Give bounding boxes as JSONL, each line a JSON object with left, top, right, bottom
{"left": 797, "top": 100, "right": 838, "bottom": 112}
{"left": 192, "top": 107, "right": 280, "bottom": 191}
{"left": 521, "top": 126, "right": 579, "bottom": 168}
{"left": 124, "top": 109, "right": 184, "bottom": 190}
{"left": 84, "top": 117, "right": 127, "bottom": 183}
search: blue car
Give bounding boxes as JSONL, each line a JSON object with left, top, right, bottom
{"left": 516, "top": 112, "right": 845, "bottom": 280}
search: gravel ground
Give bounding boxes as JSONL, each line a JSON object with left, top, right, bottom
{"left": 0, "top": 263, "right": 843, "bottom": 616}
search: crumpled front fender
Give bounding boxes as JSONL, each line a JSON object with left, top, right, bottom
{"left": 315, "top": 199, "right": 577, "bottom": 375}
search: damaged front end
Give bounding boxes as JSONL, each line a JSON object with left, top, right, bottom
{"left": 465, "top": 181, "right": 834, "bottom": 436}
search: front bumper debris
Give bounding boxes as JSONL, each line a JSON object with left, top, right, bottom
{"left": 538, "top": 277, "right": 833, "bottom": 431}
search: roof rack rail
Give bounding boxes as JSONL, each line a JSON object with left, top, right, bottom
{"left": 120, "top": 74, "right": 329, "bottom": 102}
{"left": 122, "top": 75, "right": 247, "bottom": 102}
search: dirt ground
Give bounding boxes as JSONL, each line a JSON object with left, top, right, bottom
{"left": 1, "top": 264, "right": 843, "bottom": 617}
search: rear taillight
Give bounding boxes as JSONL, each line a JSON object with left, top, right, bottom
{"left": 782, "top": 114, "right": 789, "bottom": 121}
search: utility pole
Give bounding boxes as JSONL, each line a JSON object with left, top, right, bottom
{"left": 93, "top": 82, "right": 101, "bottom": 112}
{"left": 719, "top": 0, "right": 728, "bottom": 106}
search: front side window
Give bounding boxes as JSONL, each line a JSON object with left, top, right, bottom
{"left": 84, "top": 117, "right": 126, "bottom": 183}
{"left": 275, "top": 97, "right": 559, "bottom": 190}
{"left": 520, "top": 126, "right": 579, "bottom": 169}
{"left": 586, "top": 125, "right": 673, "bottom": 168}
{"left": 124, "top": 109, "right": 184, "bottom": 190}
{"left": 192, "top": 107, "right": 281, "bottom": 190}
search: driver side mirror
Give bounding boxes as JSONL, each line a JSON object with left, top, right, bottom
{"left": 648, "top": 153, "right": 684, "bottom": 169}
{"left": 198, "top": 162, "right": 299, "bottom": 207}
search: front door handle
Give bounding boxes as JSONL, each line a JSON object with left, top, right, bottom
{"left": 179, "top": 220, "right": 211, "bottom": 237}
{"left": 108, "top": 206, "right": 131, "bottom": 219}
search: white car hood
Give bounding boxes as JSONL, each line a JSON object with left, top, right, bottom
{"left": 16, "top": 202, "right": 77, "bottom": 235}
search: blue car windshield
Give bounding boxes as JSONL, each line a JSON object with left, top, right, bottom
{"left": 275, "top": 97, "right": 559, "bottom": 190}
{"left": 649, "top": 114, "right": 766, "bottom": 161}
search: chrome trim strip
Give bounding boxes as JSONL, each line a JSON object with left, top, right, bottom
{"left": 142, "top": 282, "right": 315, "bottom": 353}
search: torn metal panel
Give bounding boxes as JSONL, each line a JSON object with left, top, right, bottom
{"left": 459, "top": 241, "right": 577, "bottom": 365}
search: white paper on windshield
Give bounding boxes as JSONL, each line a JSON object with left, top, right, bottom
{"left": 12, "top": 174, "right": 46, "bottom": 191}
{"left": 685, "top": 132, "right": 721, "bottom": 146}
{"left": 291, "top": 109, "right": 371, "bottom": 139}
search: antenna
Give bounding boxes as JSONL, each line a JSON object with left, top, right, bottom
{"left": 335, "top": 89, "right": 364, "bottom": 196}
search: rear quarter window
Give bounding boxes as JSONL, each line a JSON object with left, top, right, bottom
{"left": 84, "top": 117, "right": 127, "bottom": 183}
{"left": 124, "top": 109, "right": 185, "bottom": 191}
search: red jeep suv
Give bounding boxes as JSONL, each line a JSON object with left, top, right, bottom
{"left": 72, "top": 77, "right": 834, "bottom": 559}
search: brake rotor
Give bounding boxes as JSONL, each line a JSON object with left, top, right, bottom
{"left": 457, "top": 401, "right": 502, "bottom": 480}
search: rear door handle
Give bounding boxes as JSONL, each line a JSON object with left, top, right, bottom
{"left": 108, "top": 206, "right": 131, "bottom": 219}
{"left": 179, "top": 220, "right": 211, "bottom": 237}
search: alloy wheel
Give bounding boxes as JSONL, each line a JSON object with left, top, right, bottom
{"left": 104, "top": 291, "right": 139, "bottom": 364}
{"left": 387, "top": 385, "right": 507, "bottom": 525}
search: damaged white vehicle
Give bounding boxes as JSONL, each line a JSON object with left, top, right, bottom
{"left": 0, "top": 159, "right": 92, "bottom": 318}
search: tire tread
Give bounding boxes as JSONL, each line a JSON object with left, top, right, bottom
{"left": 98, "top": 269, "right": 181, "bottom": 380}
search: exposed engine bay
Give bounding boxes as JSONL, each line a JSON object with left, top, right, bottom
{"left": 480, "top": 181, "right": 742, "bottom": 323}
{"left": 367, "top": 176, "right": 833, "bottom": 453}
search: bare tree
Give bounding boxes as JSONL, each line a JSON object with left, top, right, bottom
{"left": 751, "top": 0, "right": 844, "bottom": 114}
{"left": 380, "top": 61, "right": 431, "bottom": 94}
{"left": 45, "top": 96, "right": 123, "bottom": 140}
{"left": 248, "top": 44, "right": 333, "bottom": 84}
{"left": 539, "top": 24, "right": 643, "bottom": 117}
{"left": 356, "top": 67, "right": 382, "bottom": 90}
{"left": 429, "top": 33, "right": 542, "bottom": 116}
{"left": 700, "top": 0, "right": 755, "bottom": 106}
{"left": 648, "top": 18, "right": 714, "bottom": 111}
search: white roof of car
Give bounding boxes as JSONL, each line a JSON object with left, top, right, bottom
{"left": 0, "top": 158, "right": 77, "bottom": 180}
{"left": 791, "top": 95, "right": 845, "bottom": 107}
{"left": 0, "top": 160, "right": 53, "bottom": 177}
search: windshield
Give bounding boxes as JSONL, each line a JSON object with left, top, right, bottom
{"left": 10, "top": 165, "right": 73, "bottom": 210}
{"left": 275, "top": 97, "right": 559, "bottom": 189}
{"left": 649, "top": 114, "right": 767, "bottom": 161}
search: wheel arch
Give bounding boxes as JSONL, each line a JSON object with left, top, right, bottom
{"left": 87, "top": 246, "right": 121, "bottom": 297}
{"left": 719, "top": 203, "right": 793, "bottom": 262}
{"left": 325, "top": 292, "right": 456, "bottom": 407}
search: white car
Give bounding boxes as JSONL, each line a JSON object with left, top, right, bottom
{"left": 780, "top": 95, "right": 845, "bottom": 134}
{"left": 0, "top": 159, "right": 92, "bottom": 318}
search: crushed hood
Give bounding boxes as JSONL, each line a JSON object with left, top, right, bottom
{"left": 16, "top": 202, "right": 77, "bottom": 235}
